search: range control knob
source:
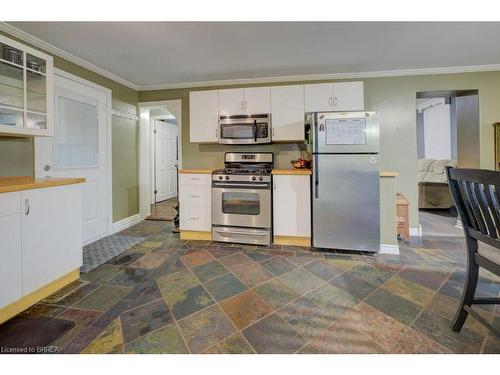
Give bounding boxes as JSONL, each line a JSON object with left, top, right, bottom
{"left": 225, "top": 175, "right": 230, "bottom": 180}
{"left": 259, "top": 176, "right": 263, "bottom": 181}
{"left": 252, "top": 176, "right": 256, "bottom": 181}
{"left": 218, "top": 175, "right": 223, "bottom": 180}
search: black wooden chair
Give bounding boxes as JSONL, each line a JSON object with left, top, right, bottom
{"left": 446, "top": 166, "right": 500, "bottom": 337}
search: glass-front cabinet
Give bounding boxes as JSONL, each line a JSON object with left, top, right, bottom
{"left": 0, "top": 34, "right": 53, "bottom": 136}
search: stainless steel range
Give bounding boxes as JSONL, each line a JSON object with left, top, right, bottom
{"left": 212, "top": 152, "right": 273, "bottom": 246}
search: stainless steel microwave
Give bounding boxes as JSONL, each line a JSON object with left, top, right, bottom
{"left": 218, "top": 114, "right": 271, "bottom": 144}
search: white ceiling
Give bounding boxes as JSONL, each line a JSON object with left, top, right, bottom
{"left": 7, "top": 22, "right": 500, "bottom": 89}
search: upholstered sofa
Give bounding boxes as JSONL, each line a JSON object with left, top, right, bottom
{"left": 418, "top": 159, "right": 457, "bottom": 209}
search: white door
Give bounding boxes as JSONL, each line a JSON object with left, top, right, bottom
{"left": 271, "top": 85, "right": 305, "bottom": 141}
{"left": 189, "top": 90, "right": 219, "bottom": 142}
{"left": 244, "top": 87, "right": 271, "bottom": 114}
{"left": 155, "top": 120, "right": 178, "bottom": 202}
{"left": 333, "top": 82, "right": 364, "bottom": 111}
{"left": 34, "top": 73, "right": 109, "bottom": 245}
{"left": 219, "top": 88, "right": 244, "bottom": 115}
{"left": 305, "top": 83, "right": 334, "bottom": 112}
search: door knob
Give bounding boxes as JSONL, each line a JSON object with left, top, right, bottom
{"left": 44, "top": 165, "right": 51, "bottom": 172}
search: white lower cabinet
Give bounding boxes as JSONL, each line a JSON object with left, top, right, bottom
{"left": 0, "top": 184, "right": 82, "bottom": 309}
{"left": 273, "top": 175, "right": 311, "bottom": 237}
{"left": 179, "top": 174, "right": 211, "bottom": 232}
{"left": 0, "top": 192, "right": 22, "bottom": 308}
{"left": 22, "top": 185, "right": 82, "bottom": 294}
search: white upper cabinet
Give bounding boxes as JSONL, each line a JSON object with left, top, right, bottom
{"left": 305, "top": 81, "right": 364, "bottom": 112}
{"left": 333, "top": 81, "right": 364, "bottom": 111}
{"left": 305, "top": 83, "right": 333, "bottom": 112}
{"left": 219, "top": 88, "right": 244, "bottom": 116}
{"left": 271, "top": 85, "right": 305, "bottom": 141}
{"left": 219, "top": 87, "right": 270, "bottom": 115}
{"left": 243, "top": 87, "right": 271, "bottom": 114}
{"left": 189, "top": 90, "right": 219, "bottom": 143}
{"left": 0, "top": 34, "right": 53, "bottom": 137}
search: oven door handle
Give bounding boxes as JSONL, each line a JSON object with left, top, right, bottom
{"left": 214, "top": 228, "right": 269, "bottom": 236}
{"left": 212, "top": 182, "right": 269, "bottom": 188}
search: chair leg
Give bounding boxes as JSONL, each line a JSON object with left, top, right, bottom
{"left": 451, "top": 239, "right": 479, "bottom": 332}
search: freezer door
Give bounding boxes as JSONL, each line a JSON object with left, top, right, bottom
{"left": 312, "top": 154, "right": 380, "bottom": 252}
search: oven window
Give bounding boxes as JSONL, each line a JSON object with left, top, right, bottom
{"left": 221, "top": 124, "right": 253, "bottom": 139}
{"left": 222, "top": 192, "right": 260, "bottom": 215}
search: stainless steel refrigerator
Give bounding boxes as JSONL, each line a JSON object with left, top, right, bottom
{"left": 310, "top": 111, "right": 380, "bottom": 252}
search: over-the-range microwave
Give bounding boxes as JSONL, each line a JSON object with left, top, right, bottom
{"left": 218, "top": 114, "right": 271, "bottom": 144}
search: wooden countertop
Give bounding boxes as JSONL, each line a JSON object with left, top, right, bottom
{"left": 178, "top": 169, "right": 214, "bottom": 174}
{"left": 380, "top": 171, "right": 399, "bottom": 177}
{"left": 272, "top": 169, "right": 312, "bottom": 175}
{"left": 0, "top": 176, "right": 86, "bottom": 193}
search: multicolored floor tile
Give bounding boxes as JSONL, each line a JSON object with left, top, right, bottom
{"left": 254, "top": 278, "right": 301, "bottom": 309}
{"left": 242, "top": 313, "right": 306, "bottom": 354}
{"left": 220, "top": 290, "right": 272, "bottom": 329}
{"left": 260, "top": 256, "right": 296, "bottom": 276}
{"left": 204, "top": 333, "right": 254, "bottom": 354}
{"left": 82, "top": 318, "right": 123, "bottom": 354}
{"left": 120, "top": 299, "right": 173, "bottom": 342}
{"left": 125, "top": 324, "right": 188, "bottom": 354}
{"left": 203, "top": 273, "right": 247, "bottom": 302}
{"left": 177, "top": 305, "right": 236, "bottom": 353}
{"left": 2, "top": 219, "right": 497, "bottom": 354}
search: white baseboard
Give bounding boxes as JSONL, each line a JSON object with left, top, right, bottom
{"left": 112, "top": 213, "right": 142, "bottom": 234}
{"left": 379, "top": 244, "right": 400, "bottom": 255}
{"left": 410, "top": 224, "right": 423, "bottom": 237}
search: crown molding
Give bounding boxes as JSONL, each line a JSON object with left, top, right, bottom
{"left": 2, "top": 22, "right": 500, "bottom": 93}
{"left": 138, "top": 63, "right": 500, "bottom": 91}
{"left": 0, "top": 22, "right": 139, "bottom": 91}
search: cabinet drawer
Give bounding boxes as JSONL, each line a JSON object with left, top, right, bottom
{"left": 179, "top": 185, "right": 211, "bottom": 207}
{"left": 0, "top": 191, "right": 21, "bottom": 217}
{"left": 180, "top": 205, "right": 211, "bottom": 231}
{"left": 179, "top": 173, "right": 211, "bottom": 186}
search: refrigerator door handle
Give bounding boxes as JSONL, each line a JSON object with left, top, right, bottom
{"left": 314, "top": 154, "right": 319, "bottom": 199}
{"left": 313, "top": 113, "right": 319, "bottom": 153}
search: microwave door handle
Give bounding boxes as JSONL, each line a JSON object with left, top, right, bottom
{"left": 253, "top": 120, "right": 257, "bottom": 142}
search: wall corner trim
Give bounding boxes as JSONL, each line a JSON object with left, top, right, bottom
{"left": 379, "top": 244, "right": 400, "bottom": 255}
{"left": 112, "top": 214, "right": 142, "bottom": 234}
{"left": 409, "top": 225, "right": 423, "bottom": 237}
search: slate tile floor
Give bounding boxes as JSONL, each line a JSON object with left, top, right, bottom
{"left": 2, "top": 220, "right": 499, "bottom": 354}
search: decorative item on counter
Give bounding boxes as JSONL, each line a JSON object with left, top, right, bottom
{"left": 291, "top": 150, "right": 312, "bottom": 169}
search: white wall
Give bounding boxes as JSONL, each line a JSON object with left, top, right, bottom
{"left": 423, "top": 103, "right": 451, "bottom": 160}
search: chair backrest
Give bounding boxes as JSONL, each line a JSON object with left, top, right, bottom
{"left": 446, "top": 166, "right": 500, "bottom": 248}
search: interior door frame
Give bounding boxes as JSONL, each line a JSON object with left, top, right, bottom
{"left": 43, "top": 68, "right": 113, "bottom": 240}
{"left": 138, "top": 100, "right": 182, "bottom": 219}
{"left": 151, "top": 117, "right": 178, "bottom": 203}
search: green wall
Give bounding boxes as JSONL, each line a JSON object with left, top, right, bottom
{"left": 139, "top": 71, "right": 499, "bottom": 228}
{"left": 0, "top": 31, "right": 140, "bottom": 222}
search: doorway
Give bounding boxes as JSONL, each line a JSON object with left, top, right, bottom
{"left": 138, "top": 100, "right": 182, "bottom": 221}
{"left": 34, "top": 69, "right": 112, "bottom": 245}
{"left": 415, "top": 90, "right": 479, "bottom": 237}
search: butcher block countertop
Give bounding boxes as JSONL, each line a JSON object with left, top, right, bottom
{"left": 272, "top": 169, "right": 312, "bottom": 175}
{"left": 0, "top": 176, "right": 86, "bottom": 193}
{"left": 178, "top": 169, "right": 214, "bottom": 174}
{"left": 380, "top": 171, "right": 399, "bottom": 177}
